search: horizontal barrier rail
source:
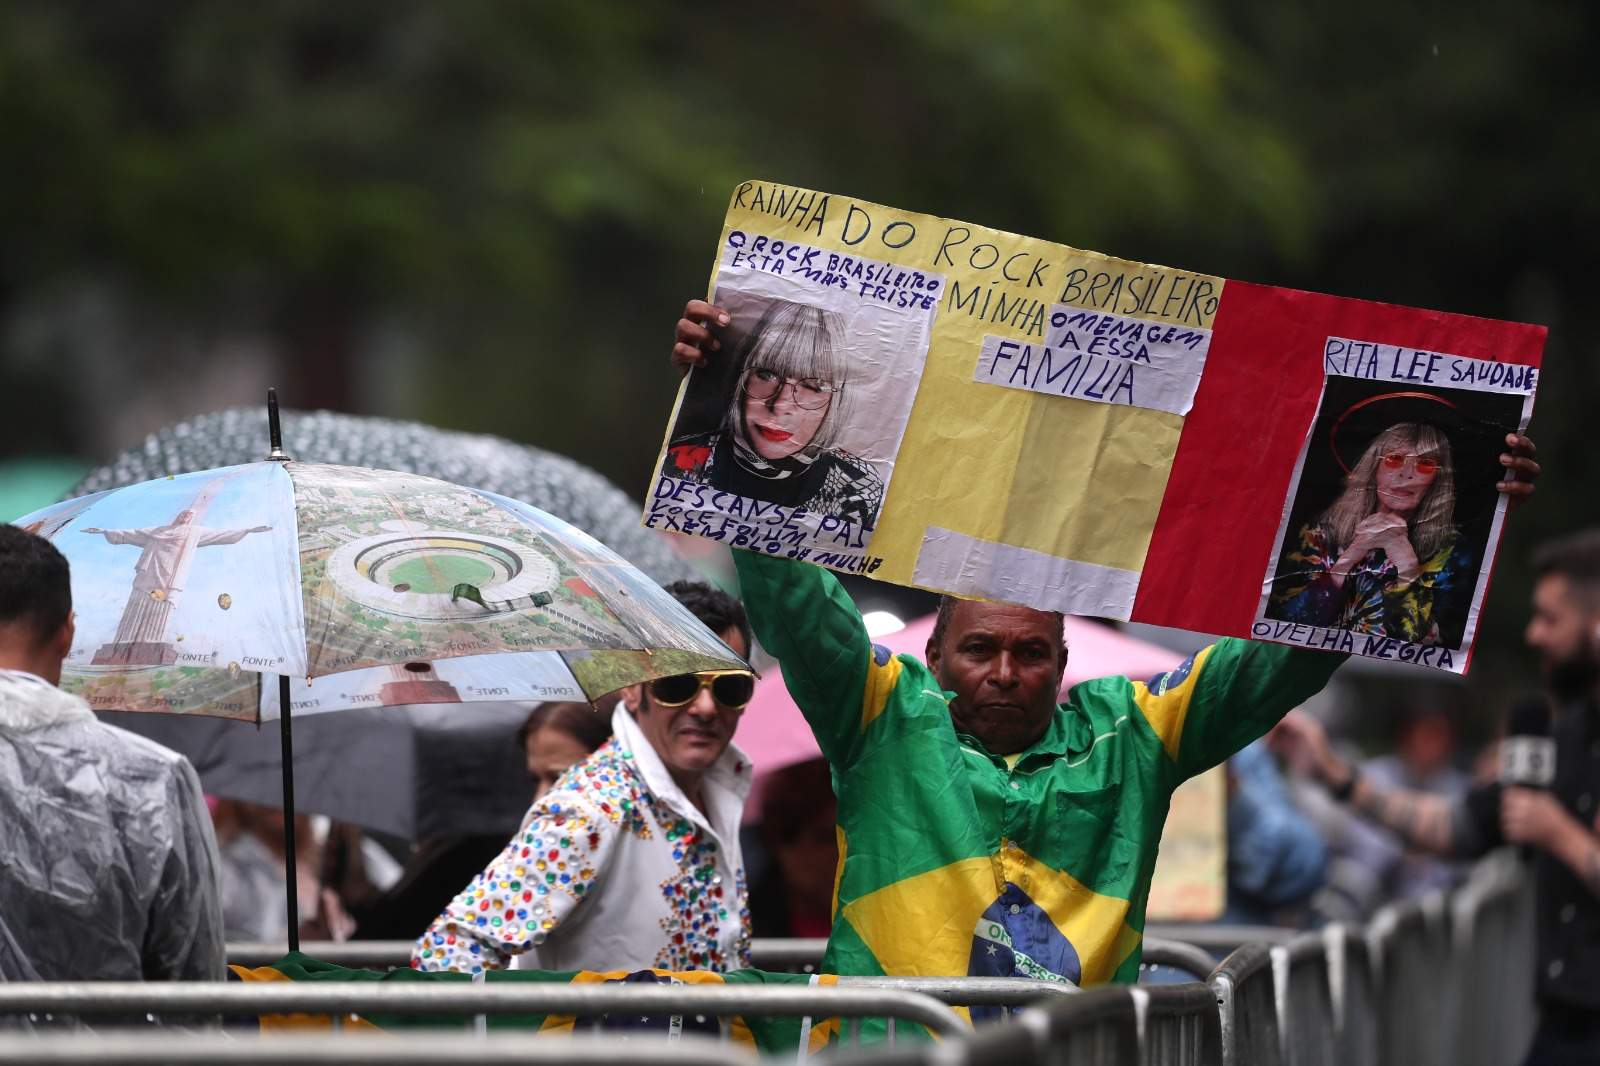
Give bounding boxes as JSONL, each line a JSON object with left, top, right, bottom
{"left": 227, "top": 941, "right": 414, "bottom": 970}
{"left": 227, "top": 937, "right": 837, "bottom": 973}
{"left": 221, "top": 951, "right": 1076, "bottom": 1010}
{"left": 751, "top": 939, "right": 830, "bottom": 971}
{"left": 0, "top": 983, "right": 967, "bottom": 1040}
{"left": 1141, "top": 938, "right": 1220, "bottom": 981}
{"left": 838, "top": 976, "right": 1075, "bottom": 1007}
{"left": 0, "top": 1031, "right": 758, "bottom": 1065}
{"left": 1146, "top": 925, "right": 1293, "bottom": 954}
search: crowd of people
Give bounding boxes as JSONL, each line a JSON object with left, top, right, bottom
{"left": 0, "top": 297, "right": 1590, "bottom": 1064}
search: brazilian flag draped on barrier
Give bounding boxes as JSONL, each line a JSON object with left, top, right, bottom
{"left": 231, "top": 954, "right": 849, "bottom": 1054}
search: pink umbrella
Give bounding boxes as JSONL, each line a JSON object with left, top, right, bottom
{"left": 735, "top": 612, "right": 1183, "bottom": 787}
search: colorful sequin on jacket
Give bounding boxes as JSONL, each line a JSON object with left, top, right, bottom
{"left": 412, "top": 706, "right": 752, "bottom": 975}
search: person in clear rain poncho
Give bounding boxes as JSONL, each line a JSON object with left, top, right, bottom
{"left": 0, "top": 525, "right": 224, "bottom": 981}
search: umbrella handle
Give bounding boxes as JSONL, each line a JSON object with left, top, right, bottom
{"left": 279, "top": 674, "right": 300, "bottom": 952}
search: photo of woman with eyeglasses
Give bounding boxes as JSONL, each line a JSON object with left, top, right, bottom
{"left": 1268, "top": 416, "right": 1474, "bottom": 647}
{"left": 665, "top": 297, "right": 885, "bottom": 527}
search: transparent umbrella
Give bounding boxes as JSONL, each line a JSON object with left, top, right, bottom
{"left": 14, "top": 393, "right": 748, "bottom": 946}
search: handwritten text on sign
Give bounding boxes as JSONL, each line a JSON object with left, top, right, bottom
{"left": 1324, "top": 338, "right": 1538, "bottom": 395}
{"left": 644, "top": 476, "right": 884, "bottom": 575}
{"left": 974, "top": 306, "right": 1213, "bottom": 415}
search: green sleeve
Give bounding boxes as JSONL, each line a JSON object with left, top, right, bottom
{"left": 733, "top": 548, "right": 872, "bottom": 768}
{"left": 1165, "top": 639, "right": 1345, "bottom": 780}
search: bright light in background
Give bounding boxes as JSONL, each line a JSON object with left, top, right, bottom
{"left": 862, "top": 611, "right": 906, "bottom": 638}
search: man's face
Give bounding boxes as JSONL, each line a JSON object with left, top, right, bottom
{"left": 1526, "top": 574, "right": 1599, "bottom": 698}
{"left": 927, "top": 601, "right": 1066, "bottom": 756}
{"left": 632, "top": 627, "right": 751, "bottom": 777}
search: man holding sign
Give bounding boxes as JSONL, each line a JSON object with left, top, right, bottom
{"left": 672, "top": 298, "right": 1539, "bottom": 986}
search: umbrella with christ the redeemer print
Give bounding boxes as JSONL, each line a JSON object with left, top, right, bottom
{"left": 13, "top": 391, "right": 750, "bottom": 947}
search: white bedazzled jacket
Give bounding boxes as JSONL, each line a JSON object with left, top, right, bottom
{"left": 412, "top": 705, "right": 753, "bottom": 974}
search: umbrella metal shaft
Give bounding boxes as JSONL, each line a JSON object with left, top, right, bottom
{"left": 279, "top": 673, "right": 299, "bottom": 952}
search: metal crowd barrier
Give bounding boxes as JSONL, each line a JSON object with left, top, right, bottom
{"left": 1017, "top": 986, "right": 1142, "bottom": 1066}
{"left": 750, "top": 938, "right": 830, "bottom": 973}
{"left": 1367, "top": 896, "right": 1441, "bottom": 1066}
{"left": 1132, "top": 983, "right": 1222, "bottom": 1066}
{"left": 0, "top": 1031, "right": 757, "bottom": 1065}
{"left": 1146, "top": 924, "right": 1292, "bottom": 955}
{"left": 67, "top": 850, "right": 1547, "bottom": 1065}
{"left": 228, "top": 941, "right": 414, "bottom": 970}
{"left": 1319, "top": 924, "right": 1376, "bottom": 1066}
{"left": 1208, "top": 944, "right": 1281, "bottom": 1066}
{"left": 1270, "top": 934, "right": 1334, "bottom": 1066}
{"left": 229, "top": 936, "right": 1219, "bottom": 986}
{"left": 1140, "top": 938, "right": 1221, "bottom": 982}
{"left": 227, "top": 937, "right": 835, "bottom": 974}
{"left": 1450, "top": 854, "right": 1537, "bottom": 1066}
{"left": 0, "top": 982, "right": 967, "bottom": 1043}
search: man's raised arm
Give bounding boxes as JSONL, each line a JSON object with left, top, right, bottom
{"left": 734, "top": 548, "right": 884, "bottom": 770}
{"left": 1123, "top": 639, "right": 1346, "bottom": 782}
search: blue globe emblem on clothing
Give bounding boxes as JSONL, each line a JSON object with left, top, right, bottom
{"left": 1146, "top": 653, "right": 1196, "bottom": 696}
{"left": 967, "top": 884, "right": 1079, "bottom": 1019}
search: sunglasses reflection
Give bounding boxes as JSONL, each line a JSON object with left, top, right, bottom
{"left": 647, "top": 670, "right": 756, "bottom": 710}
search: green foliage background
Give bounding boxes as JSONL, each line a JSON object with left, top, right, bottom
{"left": 1, "top": 0, "right": 1594, "bottom": 699}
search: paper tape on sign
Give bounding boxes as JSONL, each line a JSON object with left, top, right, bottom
{"left": 913, "top": 527, "right": 1141, "bottom": 621}
{"left": 975, "top": 307, "right": 1212, "bottom": 416}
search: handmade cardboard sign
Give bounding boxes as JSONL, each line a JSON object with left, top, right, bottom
{"left": 645, "top": 180, "right": 1544, "bottom": 672}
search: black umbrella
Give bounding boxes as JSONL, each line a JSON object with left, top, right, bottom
{"left": 97, "top": 702, "right": 536, "bottom": 842}
{"left": 68, "top": 406, "right": 694, "bottom": 585}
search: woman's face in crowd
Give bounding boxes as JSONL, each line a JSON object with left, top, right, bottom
{"left": 1374, "top": 444, "right": 1439, "bottom": 516}
{"left": 741, "top": 368, "right": 833, "bottom": 461}
{"left": 526, "top": 726, "right": 594, "bottom": 801}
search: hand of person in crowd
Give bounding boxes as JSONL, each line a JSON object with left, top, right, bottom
{"left": 1501, "top": 786, "right": 1579, "bottom": 851}
{"left": 1498, "top": 432, "right": 1539, "bottom": 510}
{"left": 1268, "top": 709, "right": 1352, "bottom": 789}
{"left": 673, "top": 300, "right": 730, "bottom": 375}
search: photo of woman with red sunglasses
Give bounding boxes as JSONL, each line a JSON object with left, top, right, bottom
{"left": 1269, "top": 410, "right": 1471, "bottom": 648}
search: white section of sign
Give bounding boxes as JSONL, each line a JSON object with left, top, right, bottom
{"left": 1323, "top": 337, "right": 1538, "bottom": 395}
{"left": 912, "top": 526, "right": 1140, "bottom": 621}
{"left": 973, "top": 305, "right": 1212, "bottom": 416}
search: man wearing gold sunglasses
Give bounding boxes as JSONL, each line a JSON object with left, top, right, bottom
{"left": 413, "top": 581, "right": 758, "bottom": 975}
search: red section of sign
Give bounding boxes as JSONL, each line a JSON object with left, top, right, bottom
{"left": 1131, "top": 281, "right": 1546, "bottom": 635}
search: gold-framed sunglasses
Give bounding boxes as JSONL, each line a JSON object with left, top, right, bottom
{"left": 647, "top": 670, "right": 756, "bottom": 710}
